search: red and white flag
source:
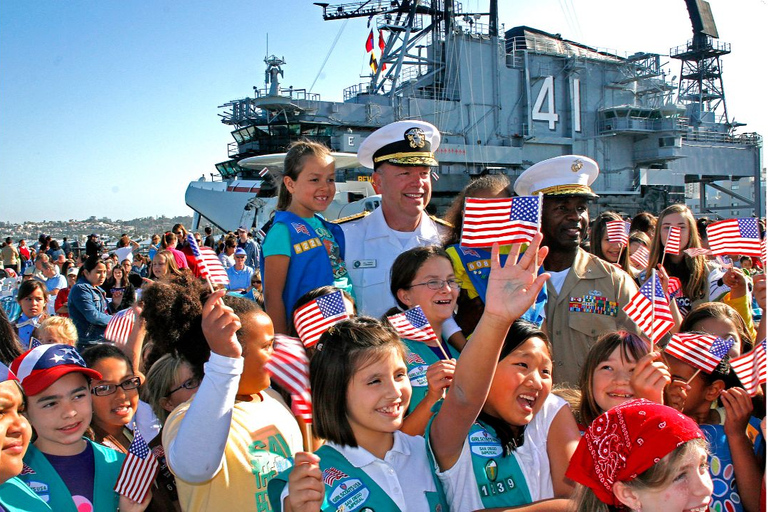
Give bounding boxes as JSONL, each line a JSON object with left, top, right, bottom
{"left": 293, "top": 291, "right": 349, "bottom": 348}
{"left": 623, "top": 271, "right": 674, "bottom": 345}
{"left": 684, "top": 247, "right": 712, "bottom": 258}
{"left": 730, "top": 339, "right": 766, "bottom": 396}
{"left": 186, "top": 234, "right": 229, "bottom": 287}
{"left": 664, "top": 333, "right": 734, "bottom": 374}
{"left": 265, "top": 335, "right": 312, "bottom": 422}
{"left": 629, "top": 244, "right": 650, "bottom": 269}
{"left": 104, "top": 309, "right": 135, "bottom": 345}
{"left": 387, "top": 306, "right": 439, "bottom": 344}
{"left": 114, "top": 428, "right": 159, "bottom": 503}
{"left": 606, "top": 220, "right": 630, "bottom": 246}
{"left": 259, "top": 167, "right": 270, "bottom": 178}
{"left": 664, "top": 226, "right": 682, "bottom": 255}
{"left": 460, "top": 195, "right": 542, "bottom": 248}
{"left": 706, "top": 218, "right": 763, "bottom": 257}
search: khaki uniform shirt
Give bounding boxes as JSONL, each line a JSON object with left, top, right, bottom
{"left": 545, "top": 248, "right": 640, "bottom": 386}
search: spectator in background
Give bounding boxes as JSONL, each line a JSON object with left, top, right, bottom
{"left": 85, "top": 233, "right": 103, "bottom": 256}
{"left": 132, "top": 254, "right": 148, "bottom": 277}
{"left": 42, "top": 262, "right": 67, "bottom": 297}
{"left": 218, "top": 237, "right": 237, "bottom": 269}
{"left": 148, "top": 234, "right": 161, "bottom": 261}
{"left": 114, "top": 235, "right": 139, "bottom": 263}
{"left": 17, "top": 239, "right": 29, "bottom": 261}
{"left": 1, "top": 237, "right": 19, "bottom": 274}
{"left": 226, "top": 248, "right": 253, "bottom": 293}
{"left": 629, "top": 211, "right": 657, "bottom": 241}
{"left": 54, "top": 266, "right": 79, "bottom": 316}
{"left": 203, "top": 226, "right": 216, "bottom": 248}
{"left": 46, "top": 240, "right": 64, "bottom": 262}
{"left": 236, "top": 226, "right": 260, "bottom": 270}
{"left": 61, "top": 236, "right": 72, "bottom": 255}
{"left": 161, "top": 232, "right": 189, "bottom": 269}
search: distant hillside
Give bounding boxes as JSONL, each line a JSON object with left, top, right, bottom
{"left": 0, "top": 215, "right": 195, "bottom": 246}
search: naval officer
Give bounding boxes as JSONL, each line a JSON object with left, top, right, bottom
{"left": 514, "top": 155, "right": 641, "bottom": 385}
{"left": 340, "top": 120, "right": 450, "bottom": 318}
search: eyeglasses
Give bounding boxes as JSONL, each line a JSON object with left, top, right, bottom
{"left": 406, "top": 278, "right": 460, "bottom": 291}
{"left": 165, "top": 377, "right": 201, "bottom": 397}
{"left": 91, "top": 376, "right": 141, "bottom": 396}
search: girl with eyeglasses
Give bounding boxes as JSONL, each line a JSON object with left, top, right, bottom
{"left": 82, "top": 344, "right": 175, "bottom": 512}
{"left": 386, "top": 245, "right": 461, "bottom": 436}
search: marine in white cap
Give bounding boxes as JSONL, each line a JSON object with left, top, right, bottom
{"left": 514, "top": 155, "right": 641, "bottom": 385}
{"left": 338, "top": 120, "right": 450, "bottom": 318}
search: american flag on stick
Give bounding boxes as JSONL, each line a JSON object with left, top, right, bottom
{"left": 186, "top": 234, "right": 229, "bottom": 287}
{"left": 630, "top": 244, "right": 650, "bottom": 269}
{"left": 259, "top": 167, "right": 270, "bottom": 178}
{"left": 431, "top": 170, "right": 440, "bottom": 181}
{"left": 667, "top": 277, "right": 682, "bottom": 299}
{"left": 265, "top": 335, "right": 312, "bottom": 422}
{"left": 293, "top": 291, "right": 349, "bottom": 348}
{"left": 114, "top": 428, "right": 159, "bottom": 503}
{"left": 706, "top": 218, "right": 763, "bottom": 258}
{"left": 665, "top": 333, "right": 733, "bottom": 374}
{"left": 684, "top": 247, "right": 712, "bottom": 258}
{"left": 623, "top": 271, "right": 675, "bottom": 345}
{"left": 387, "top": 306, "right": 439, "bottom": 345}
{"left": 664, "top": 226, "right": 682, "bottom": 255}
{"left": 606, "top": 220, "right": 630, "bottom": 246}
{"left": 730, "top": 339, "right": 766, "bottom": 396}
{"left": 460, "top": 195, "right": 542, "bottom": 248}
{"left": 104, "top": 309, "right": 136, "bottom": 345}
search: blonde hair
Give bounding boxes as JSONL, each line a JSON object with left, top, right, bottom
{"left": 645, "top": 204, "right": 707, "bottom": 300}
{"left": 142, "top": 353, "right": 189, "bottom": 424}
{"left": 37, "top": 316, "right": 78, "bottom": 346}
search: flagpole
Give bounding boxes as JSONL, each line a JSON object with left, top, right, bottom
{"left": 660, "top": 229, "right": 673, "bottom": 267}
{"left": 685, "top": 369, "right": 701, "bottom": 385}
{"left": 303, "top": 422, "right": 312, "bottom": 452}
{"left": 436, "top": 340, "right": 450, "bottom": 361}
{"left": 617, "top": 244, "right": 625, "bottom": 268}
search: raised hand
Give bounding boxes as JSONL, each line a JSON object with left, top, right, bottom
{"left": 483, "top": 232, "right": 549, "bottom": 325}
{"left": 286, "top": 452, "right": 324, "bottom": 512}
{"left": 630, "top": 351, "right": 671, "bottom": 404}
{"left": 722, "top": 387, "right": 753, "bottom": 437}
{"left": 201, "top": 289, "right": 242, "bottom": 358}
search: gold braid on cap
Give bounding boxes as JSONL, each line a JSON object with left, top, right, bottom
{"left": 373, "top": 152, "right": 436, "bottom": 164}
{"left": 532, "top": 184, "right": 595, "bottom": 196}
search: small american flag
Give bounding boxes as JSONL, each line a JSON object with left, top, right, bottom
{"left": 323, "top": 467, "right": 349, "bottom": 486}
{"left": 664, "top": 226, "right": 682, "bottom": 255}
{"left": 291, "top": 223, "right": 311, "bottom": 236}
{"left": 460, "top": 195, "right": 542, "bottom": 248}
{"left": 707, "top": 218, "right": 763, "bottom": 258}
{"left": 265, "top": 335, "right": 312, "bottom": 422}
{"left": 186, "top": 234, "right": 229, "bottom": 287}
{"left": 29, "top": 337, "right": 42, "bottom": 349}
{"left": 406, "top": 351, "right": 426, "bottom": 365}
{"left": 606, "top": 220, "right": 630, "bottom": 246}
{"left": 664, "top": 333, "right": 734, "bottom": 374}
{"left": 630, "top": 244, "right": 650, "bottom": 269}
{"left": 387, "top": 306, "right": 439, "bottom": 344}
{"left": 114, "top": 428, "right": 159, "bottom": 503}
{"left": 293, "top": 291, "right": 349, "bottom": 348}
{"left": 731, "top": 340, "right": 767, "bottom": 396}
{"left": 259, "top": 167, "right": 270, "bottom": 178}
{"left": 104, "top": 309, "right": 136, "bottom": 345}
{"left": 684, "top": 247, "right": 712, "bottom": 258}
{"left": 431, "top": 170, "right": 440, "bottom": 181}
{"left": 623, "top": 272, "right": 675, "bottom": 345}
{"left": 667, "top": 276, "right": 682, "bottom": 299}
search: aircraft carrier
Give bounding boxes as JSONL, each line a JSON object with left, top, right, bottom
{"left": 186, "top": 0, "right": 764, "bottom": 232}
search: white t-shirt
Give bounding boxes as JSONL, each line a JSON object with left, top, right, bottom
{"left": 280, "top": 431, "right": 438, "bottom": 512}
{"left": 546, "top": 268, "right": 570, "bottom": 294}
{"left": 114, "top": 247, "right": 134, "bottom": 263}
{"left": 431, "top": 393, "right": 567, "bottom": 511}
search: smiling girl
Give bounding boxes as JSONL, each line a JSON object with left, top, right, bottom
{"left": 262, "top": 140, "right": 351, "bottom": 334}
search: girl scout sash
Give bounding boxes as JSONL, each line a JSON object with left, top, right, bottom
{"left": 0, "top": 477, "right": 50, "bottom": 511}
{"left": 19, "top": 440, "right": 123, "bottom": 512}
{"left": 402, "top": 337, "right": 460, "bottom": 415}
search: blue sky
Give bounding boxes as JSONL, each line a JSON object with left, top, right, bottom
{"left": 1, "top": 0, "right": 764, "bottom": 223}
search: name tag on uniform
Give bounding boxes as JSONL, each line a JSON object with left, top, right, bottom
{"left": 353, "top": 259, "right": 377, "bottom": 269}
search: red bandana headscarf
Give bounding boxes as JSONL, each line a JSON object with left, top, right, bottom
{"left": 566, "top": 399, "right": 704, "bottom": 507}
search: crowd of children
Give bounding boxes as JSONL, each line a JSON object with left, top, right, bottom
{"left": 0, "top": 127, "right": 765, "bottom": 512}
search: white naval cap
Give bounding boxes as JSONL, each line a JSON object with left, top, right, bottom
{"left": 513, "top": 155, "right": 599, "bottom": 197}
{"left": 357, "top": 120, "right": 441, "bottom": 169}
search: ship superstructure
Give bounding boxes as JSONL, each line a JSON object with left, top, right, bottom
{"left": 187, "top": 0, "right": 763, "bottom": 232}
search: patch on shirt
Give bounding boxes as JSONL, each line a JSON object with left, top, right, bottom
{"left": 568, "top": 295, "right": 618, "bottom": 316}
{"left": 329, "top": 478, "right": 370, "bottom": 511}
{"left": 291, "top": 223, "right": 311, "bottom": 236}
{"left": 467, "top": 259, "right": 491, "bottom": 273}
{"left": 468, "top": 428, "right": 503, "bottom": 458}
{"left": 293, "top": 237, "right": 322, "bottom": 254}
{"left": 323, "top": 467, "right": 349, "bottom": 486}
{"left": 408, "top": 364, "right": 429, "bottom": 387}
{"left": 352, "top": 259, "right": 377, "bottom": 269}
{"left": 406, "top": 352, "right": 426, "bottom": 365}
{"left": 460, "top": 247, "right": 481, "bottom": 258}
{"left": 27, "top": 481, "right": 50, "bottom": 502}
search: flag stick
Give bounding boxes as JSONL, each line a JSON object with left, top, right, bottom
{"left": 660, "top": 229, "right": 675, "bottom": 268}
{"left": 436, "top": 339, "right": 450, "bottom": 361}
{"left": 617, "top": 244, "right": 625, "bottom": 268}
{"left": 686, "top": 368, "right": 702, "bottom": 385}
{"left": 303, "top": 422, "right": 312, "bottom": 452}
